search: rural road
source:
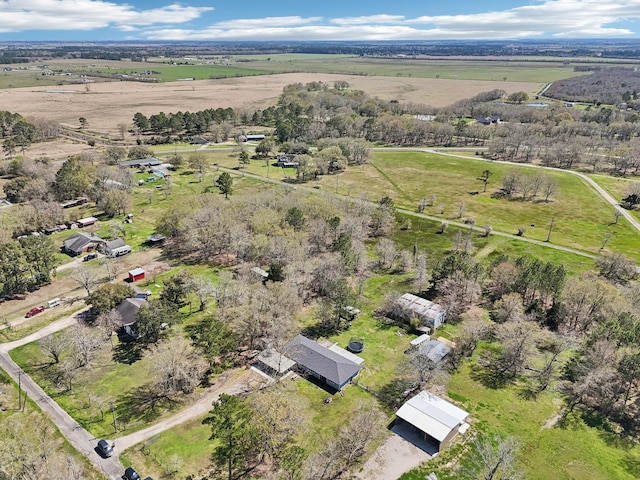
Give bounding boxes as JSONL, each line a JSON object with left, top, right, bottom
{"left": 0, "top": 310, "right": 126, "bottom": 480}
{"left": 0, "top": 308, "right": 261, "bottom": 480}
{"left": 218, "top": 166, "right": 598, "bottom": 260}
{"left": 422, "top": 148, "right": 640, "bottom": 234}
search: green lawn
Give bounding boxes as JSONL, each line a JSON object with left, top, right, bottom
{"left": 402, "top": 364, "right": 640, "bottom": 480}
{"left": 316, "top": 150, "right": 640, "bottom": 259}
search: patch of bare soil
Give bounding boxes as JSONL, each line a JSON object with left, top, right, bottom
{"left": 355, "top": 434, "right": 431, "bottom": 480}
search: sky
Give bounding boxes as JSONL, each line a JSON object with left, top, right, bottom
{"left": 2, "top": 0, "right": 640, "bottom": 42}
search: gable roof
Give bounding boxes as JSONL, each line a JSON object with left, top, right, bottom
{"left": 396, "top": 391, "right": 469, "bottom": 442}
{"left": 114, "top": 297, "right": 148, "bottom": 326}
{"left": 287, "top": 334, "right": 362, "bottom": 387}
{"left": 105, "top": 238, "right": 127, "bottom": 251}
{"left": 63, "top": 232, "right": 104, "bottom": 253}
{"left": 397, "top": 294, "right": 446, "bottom": 322}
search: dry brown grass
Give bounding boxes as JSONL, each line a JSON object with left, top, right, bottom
{"left": 1, "top": 73, "right": 540, "bottom": 137}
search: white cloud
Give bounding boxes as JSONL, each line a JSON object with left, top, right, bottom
{"left": 2, "top": 0, "right": 640, "bottom": 39}
{"left": 331, "top": 15, "right": 406, "bottom": 26}
{"left": 146, "top": 0, "right": 640, "bottom": 40}
{"left": 0, "top": 0, "right": 213, "bottom": 32}
{"left": 214, "top": 16, "right": 323, "bottom": 29}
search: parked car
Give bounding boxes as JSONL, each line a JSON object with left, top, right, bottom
{"left": 83, "top": 253, "right": 98, "bottom": 262}
{"left": 124, "top": 467, "right": 140, "bottom": 480}
{"left": 96, "top": 439, "right": 113, "bottom": 458}
{"left": 25, "top": 306, "right": 45, "bottom": 318}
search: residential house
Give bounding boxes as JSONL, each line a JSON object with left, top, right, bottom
{"left": 395, "top": 293, "right": 447, "bottom": 329}
{"left": 286, "top": 334, "right": 363, "bottom": 391}
{"left": 276, "top": 154, "right": 299, "bottom": 168}
{"left": 476, "top": 115, "right": 500, "bottom": 125}
{"left": 76, "top": 216, "right": 98, "bottom": 228}
{"left": 102, "top": 238, "right": 130, "bottom": 256}
{"left": 62, "top": 232, "right": 105, "bottom": 256}
{"left": 115, "top": 297, "right": 148, "bottom": 338}
{"left": 118, "top": 158, "right": 162, "bottom": 168}
{"left": 395, "top": 391, "right": 470, "bottom": 452}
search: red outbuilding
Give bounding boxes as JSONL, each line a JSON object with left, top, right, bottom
{"left": 128, "top": 267, "right": 145, "bottom": 282}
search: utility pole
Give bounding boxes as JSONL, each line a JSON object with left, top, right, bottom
{"left": 18, "top": 370, "right": 21, "bottom": 411}
{"left": 111, "top": 403, "right": 118, "bottom": 432}
{"left": 546, "top": 217, "right": 554, "bottom": 242}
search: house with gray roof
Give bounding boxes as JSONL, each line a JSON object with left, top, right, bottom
{"left": 114, "top": 297, "right": 148, "bottom": 338}
{"left": 286, "top": 334, "right": 363, "bottom": 391}
{"left": 62, "top": 232, "right": 105, "bottom": 256}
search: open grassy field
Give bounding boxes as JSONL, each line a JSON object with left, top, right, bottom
{"left": 206, "top": 149, "right": 639, "bottom": 261}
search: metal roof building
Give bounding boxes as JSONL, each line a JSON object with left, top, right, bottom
{"left": 396, "top": 293, "right": 447, "bottom": 329}
{"left": 395, "top": 391, "right": 469, "bottom": 451}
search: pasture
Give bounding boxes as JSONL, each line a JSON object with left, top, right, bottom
{"left": 208, "top": 149, "right": 640, "bottom": 261}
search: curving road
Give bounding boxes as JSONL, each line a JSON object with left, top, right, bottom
{"left": 420, "top": 148, "right": 640, "bottom": 234}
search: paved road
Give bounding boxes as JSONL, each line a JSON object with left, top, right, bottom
{"left": 0, "top": 310, "right": 125, "bottom": 480}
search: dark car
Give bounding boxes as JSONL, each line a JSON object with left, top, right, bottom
{"left": 25, "top": 306, "right": 45, "bottom": 318}
{"left": 96, "top": 439, "right": 114, "bottom": 458}
{"left": 124, "top": 467, "right": 140, "bottom": 480}
{"left": 83, "top": 253, "right": 98, "bottom": 262}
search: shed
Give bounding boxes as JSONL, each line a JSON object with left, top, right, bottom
{"left": 395, "top": 293, "right": 447, "bottom": 329}
{"left": 395, "top": 391, "right": 469, "bottom": 451}
{"left": 128, "top": 268, "right": 145, "bottom": 282}
{"left": 416, "top": 339, "right": 451, "bottom": 363}
{"left": 77, "top": 216, "right": 98, "bottom": 228}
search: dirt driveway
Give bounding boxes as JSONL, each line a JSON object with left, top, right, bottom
{"left": 355, "top": 434, "right": 432, "bottom": 480}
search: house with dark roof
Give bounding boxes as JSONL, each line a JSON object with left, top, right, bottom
{"left": 286, "top": 334, "right": 363, "bottom": 391}
{"left": 114, "top": 297, "right": 148, "bottom": 337}
{"left": 118, "top": 158, "right": 162, "bottom": 168}
{"left": 62, "top": 232, "right": 105, "bottom": 256}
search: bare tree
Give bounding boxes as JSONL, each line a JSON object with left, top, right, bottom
{"left": 465, "top": 434, "right": 521, "bottom": 480}
{"left": 375, "top": 238, "right": 398, "bottom": 270}
{"left": 39, "top": 334, "right": 70, "bottom": 364}
{"left": 148, "top": 336, "right": 208, "bottom": 396}
{"left": 70, "top": 325, "right": 104, "bottom": 367}
{"left": 70, "top": 266, "right": 99, "bottom": 296}
{"left": 96, "top": 309, "right": 122, "bottom": 348}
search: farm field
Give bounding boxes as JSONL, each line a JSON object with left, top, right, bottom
{"left": 0, "top": 71, "right": 540, "bottom": 137}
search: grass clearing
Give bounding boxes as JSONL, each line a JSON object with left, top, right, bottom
{"left": 403, "top": 363, "right": 640, "bottom": 480}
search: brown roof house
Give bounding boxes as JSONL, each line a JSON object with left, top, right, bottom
{"left": 62, "top": 232, "right": 105, "bottom": 256}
